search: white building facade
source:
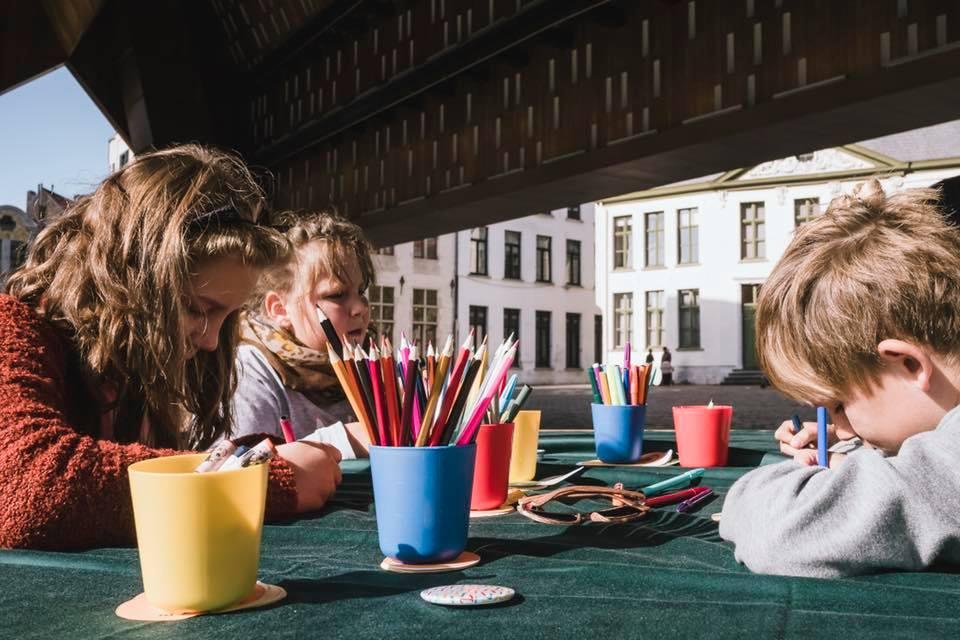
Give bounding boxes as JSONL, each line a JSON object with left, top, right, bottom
{"left": 372, "top": 207, "right": 600, "bottom": 385}
{"left": 595, "top": 121, "right": 960, "bottom": 384}
{"left": 108, "top": 134, "right": 133, "bottom": 173}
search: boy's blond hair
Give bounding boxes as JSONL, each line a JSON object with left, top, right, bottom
{"left": 254, "top": 209, "right": 375, "bottom": 307}
{"left": 757, "top": 178, "right": 960, "bottom": 403}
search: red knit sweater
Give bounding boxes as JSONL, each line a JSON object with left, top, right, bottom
{"left": 0, "top": 295, "right": 298, "bottom": 550}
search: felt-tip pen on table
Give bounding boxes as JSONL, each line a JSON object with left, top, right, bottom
{"left": 645, "top": 486, "right": 710, "bottom": 508}
{"left": 676, "top": 488, "right": 714, "bottom": 513}
{"left": 641, "top": 468, "right": 705, "bottom": 497}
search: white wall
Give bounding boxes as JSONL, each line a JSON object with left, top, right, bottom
{"left": 456, "top": 207, "right": 601, "bottom": 384}
{"left": 372, "top": 235, "right": 457, "bottom": 346}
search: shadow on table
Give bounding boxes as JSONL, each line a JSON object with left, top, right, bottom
{"left": 278, "top": 570, "right": 524, "bottom": 608}
{"left": 469, "top": 502, "right": 723, "bottom": 565}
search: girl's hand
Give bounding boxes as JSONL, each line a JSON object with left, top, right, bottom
{"left": 277, "top": 441, "right": 343, "bottom": 512}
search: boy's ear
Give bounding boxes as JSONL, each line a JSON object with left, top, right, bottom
{"left": 263, "top": 291, "right": 293, "bottom": 330}
{"left": 877, "top": 339, "right": 934, "bottom": 392}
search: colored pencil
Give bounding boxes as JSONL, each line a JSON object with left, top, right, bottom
{"left": 456, "top": 345, "right": 517, "bottom": 446}
{"left": 326, "top": 344, "right": 377, "bottom": 445}
{"left": 429, "top": 339, "right": 473, "bottom": 446}
{"left": 382, "top": 337, "right": 402, "bottom": 447}
{"left": 438, "top": 355, "right": 482, "bottom": 445}
{"left": 367, "top": 345, "right": 390, "bottom": 447}
{"left": 399, "top": 353, "right": 417, "bottom": 446}
{"left": 416, "top": 335, "right": 453, "bottom": 446}
{"left": 315, "top": 305, "right": 344, "bottom": 358}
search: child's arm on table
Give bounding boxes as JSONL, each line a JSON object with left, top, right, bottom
{"left": 719, "top": 420, "right": 960, "bottom": 578}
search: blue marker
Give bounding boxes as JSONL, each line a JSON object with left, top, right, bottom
{"left": 790, "top": 414, "right": 803, "bottom": 435}
{"left": 816, "top": 406, "right": 829, "bottom": 467}
{"left": 641, "top": 468, "right": 705, "bottom": 497}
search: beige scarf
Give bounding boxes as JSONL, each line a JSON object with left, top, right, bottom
{"left": 240, "top": 312, "right": 346, "bottom": 407}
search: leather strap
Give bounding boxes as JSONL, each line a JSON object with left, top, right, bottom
{"left": 516, "top": 483, "right": 650, "bottom": 525}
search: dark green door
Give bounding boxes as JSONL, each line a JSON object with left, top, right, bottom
{"left": 741, "top": 284, "right": 761, "bottom": 370}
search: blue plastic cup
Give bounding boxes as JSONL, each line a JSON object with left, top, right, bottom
{"left": 369, "top": 444, "right": 476, "bottom": 564}
{"left": 591, "top": 403, "right": 646, "bottom": 463}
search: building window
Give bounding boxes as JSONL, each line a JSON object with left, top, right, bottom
{"left": 469, "top": 227, "right": 488, "bottom": 275}
{"left": 535, "top": 311, "right": 551, "bottom": 368}
{"left": 0, "top": 216, "right": 14, "bottom": 232}
{"left": 794, "top": 197, "right": 821, "bottom": 227}
{"left": 413, "top": 237, "right": 438, "bottom": 259}
{"left": 678, "top": 288, "right": 700, "bottom": 349}
{"left": 565, "top": 313, "right": 581, "bottom": 369}
{"left": 566, "top": 239, "right": 581, "bottom": 286}
{"left": 376, "top": 246, "right": 395, "bottom": 255}
{"left": 613, "top": 216, "right": 632, "bottom": 269}
{"left": 740, "top": 202, "right": 766, "bottom": 259}
{"left": 536, "top": 235, "right": 552, "bottom": 282}
{"left": 594, "top": 314, "right": 603, "bottom": 364}
{"left": 567, "top": 205, "right": 581, "bottom": 220}
{"left": 645, "top": 211, "right": 664, "bottom": 267}
{"left": 469, "top": 305, "right": 487, "bottom": 349}
{"left": 504, "top": 308, "right": 521, "bottom": 368}
{"left": 412, "top": 288, "right": 438, "bottom": 346}
{"left": 677, "top": 207, "right": 699, "bottom": 264}
{"left": 119, "top": 150, "right": 129, "bottom": 168}
{"left": 368, "top": 285, "right": 395, "bottom": 342}
{"left": 504, "top": 230, "right": 521, "bottom": 279}
{"left": 645, "top": 290, "right": 664, "bottom": 348}
{"left": 613, "top": 293, "right": 633, "bottom": 349}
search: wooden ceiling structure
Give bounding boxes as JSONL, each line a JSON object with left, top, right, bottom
{"left": 4, "top": 0, "right": 960, "bottom": 244}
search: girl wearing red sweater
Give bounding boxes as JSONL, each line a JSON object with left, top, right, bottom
{"left": 0, "top": 144, "right": 342, "bottom": 549}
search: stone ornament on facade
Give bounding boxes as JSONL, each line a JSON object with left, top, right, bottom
{"left": 739, "top": 149, "right": 875, "bottom": 181}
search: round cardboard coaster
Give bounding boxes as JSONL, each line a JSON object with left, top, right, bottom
{"left": 380, "top": 551, "right": 480, "bottom": 574}
{"left": 115, "top": 582, "right": 286, "bottom": 621}
{"left": 421, "top": 584, "right": 515, "bottom": 607}
{"left": 470, "top": 504, "right": 516, "bottom": 519}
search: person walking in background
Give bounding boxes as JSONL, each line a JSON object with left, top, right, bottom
{"left": 661, "top": 347, "right": 674, "bottom": 385}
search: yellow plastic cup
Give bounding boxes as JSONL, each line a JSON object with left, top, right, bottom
{"left": 508, "top": 410, "right": 542, "bottom": 483}
{"left": 128, "top": 454, "right": 268, "bottom": 612}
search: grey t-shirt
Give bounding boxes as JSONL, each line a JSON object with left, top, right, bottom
{"left": 719, "top": 404, "right": 960, "bottom": 578}
{"left": 230, "top": 344, "right": 357, "bottom": 458}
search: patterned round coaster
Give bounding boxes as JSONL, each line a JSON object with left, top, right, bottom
{"left": 421, "top": 584, "right": 515, "bottom": 607}
{"left": 115, "top": 582, "right": 286, "bottom": 621}
{"left": 380, "top": 551, "right": 480, "bottom": 574}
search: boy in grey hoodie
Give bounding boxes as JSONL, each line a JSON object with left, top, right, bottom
{"left": 719, "top": 178, "right": 960, "bottom": 578}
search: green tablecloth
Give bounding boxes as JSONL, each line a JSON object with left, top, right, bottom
{"left": 3, "top": 431, "right": 959, "bottom": 639}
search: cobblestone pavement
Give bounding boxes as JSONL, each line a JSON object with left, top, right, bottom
{"left": 525, "top": 384, "right": 816, "bottom": 430}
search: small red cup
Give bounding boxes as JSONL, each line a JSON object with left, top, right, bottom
{"left": 470, "top": 423, "right": 515, "bottom": 511}
{"left": 672, "top": 405, "right": 733, "bottom": 467}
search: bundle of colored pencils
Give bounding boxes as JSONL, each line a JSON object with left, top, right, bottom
{"left": 322, "top": 324, "right": 528, "bottom": 447}
{"left": 587, "top": 342, "right": 654, "bottom": 406}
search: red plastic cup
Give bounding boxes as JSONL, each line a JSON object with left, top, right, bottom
{"left": 470, "top": 423, "right": 515, "bottom": 511}
{"left": 672, "top": 405, "right": 733, "bottom": 467}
